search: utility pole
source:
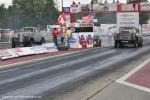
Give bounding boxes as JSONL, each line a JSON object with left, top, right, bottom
{"left": 62, "top": 0, "right": 64, "bottom": 12}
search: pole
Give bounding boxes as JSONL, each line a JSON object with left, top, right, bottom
{"left": 62, "top": 0, "right": 63, "bottom": 12}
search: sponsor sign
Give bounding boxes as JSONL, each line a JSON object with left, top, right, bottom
{"left": 70, "top": 6, "right": 80, "bottom": 13}
{"left": 30, "top": 46, "right": 47, "bottom": 54}
{"left": 0, "top": 49, "right": 18, "bottom": 60}
{"left": 142, "top": 24, "right": 150, "bottom": 36}
{"left": 63, "top": 7, "right": 70, "bottom": 13}
{"left": 12, "top": 47, "right": 34, "bottom": 56}
{"left": 81, "top": 4, "right": 90, "bottom": 12}
{"left": 93, "top": 3, "right": 117, "bottom": 11}
{"left": 117, "top": 3, "right": 140, "bottom": 12}
{"left": 69, "top": 33, "right": 79, "bottom": 48}
{"left": 117, "top": 12, "right": 139, "bottom": 29}
{"left": 141, "top": 2, "right": 150, "bottom": 11}
{"left": 78, "top": 32, "right": 94, "bottom": 48}
{"left": 42, "top": 43, "right": 58, "bottom": 52}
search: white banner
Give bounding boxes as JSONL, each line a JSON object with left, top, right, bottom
{"left": 12, "top": 47, "right": 35, "bottom": 56}
{"left": 29, "top": 46, "right": 47, "bottom": 54}
{"left": 142, "top": 24, "right": 150, "bottom": 37}
{"left": 117, "top": 12, "right": 139, "bottom": 29}
{"left": 141, "top": 2, "right": 150, "bottom": 11}
{"left": 42, "top": 43, "right": 58, "bottom": 52}
{"left": 78, "top": 32, "right": 94, "bottom": 48}
{"left": 0, "top": 49, "right": 19, "bottom": 60}
{"left": 69, "top": 33, "right": 79, "bottom": 48}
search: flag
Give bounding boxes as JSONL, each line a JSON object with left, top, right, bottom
{"left": 57, "top": 13, "right": 66, "bottom": 25}
{"left": 82, "top": 11, "right": 95, "bottom": 24}
{"left": 82, "top": 15, "right": 93, "bottom": 24}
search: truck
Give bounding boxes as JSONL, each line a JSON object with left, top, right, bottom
{"left": 114, "top": 27, "right": 143, "bottom": 48}
{"left": 12, "top": 27, "right": 46, "bottom": 48}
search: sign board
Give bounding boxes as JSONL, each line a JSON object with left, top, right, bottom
{"left": 70, "top": 7, "right": 80, "bottom": 13}
{"left": 117, "top": 12, "right": 139, "bottom": 29}
{"left": 47, "top": 25, "right": 60, "bottom": 32}
{"left": 69, "top": 33, "right": 79, "bottom": 48}
{"left": 117, "top": 3, "right": 140, "bottom": 12}
{"left": 42, "top": 43, "right": 58, "bottom": 52}
{"left": 78, "top": 32, "right": 94, "bottom": 48}
{"left": 93, "top": 3, "right": 117, "bottom": 11}
{"left": 141, "top": 2, "right": 150, "bottom": 12}
{"left": 63, "top": 7, "right": 70, "bottom": 13}
{"left": 0, "top": 49, "right": 19, "bottom": 60}
{"left": 30, "top": 46, "right": 47, "bottom": 54}
{"left": 12, "top": 47, "right": 35, "bottom": 56}
{"left": 142, "top": 24, "right": 150, "bottom": 37}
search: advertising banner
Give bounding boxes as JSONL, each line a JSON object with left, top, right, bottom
{"left": 12, "top": 47, "right": 34, "bottom": 56}
{"left": 93, "top": 3, "right": 117, "bottom": 12}
{"left": 0, "top": 49, "right": 19, "bottom": 60}
{"left": 30, "top": 46, "right": 47, "bottom": 54}
{"left": 117, "top": 3, "right": 140, "bottom": 12}
{"left": 78, "top": 32, "right": 94, "bottom": 48}
{"left": 142, "top": 24, "right": 150, "bottom": 37}
{"left": 42, "top": 43, "right": 58, "bottom": 52}
{"left": 63, "top": 7, "right": 70, "bottom": 13}
{"left": 70, "top": 6, "right": 80, "bottom": 13}
{"left": 141, "top": 2, "right": 150, "bottom": 12}
{"left": 80, "top": 4, "right": 90, "bottom": 12}
{"left": 117, "top": 12, "right": 139, "bottom": 29}
{"left": 69, "top": 33, "right": 79, "bottom": 48}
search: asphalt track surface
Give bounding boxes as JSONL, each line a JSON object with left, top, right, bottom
{"left": 0, "top": 37, "right": 150, "bottom": 100}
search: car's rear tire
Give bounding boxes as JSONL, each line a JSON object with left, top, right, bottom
{"left": 134, "top": 41, "right": 138, "bottom": 48}
{"left": 114, "top": 40, "right": 118, "bottom": 48}
{"left": 40, "top": 38, "right": 45, "bottom": 45}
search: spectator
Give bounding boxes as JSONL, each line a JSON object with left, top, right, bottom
{"left": 66, "top": 27, "right": 72, "bottom": 48}
{"left": 52, "top": 28, "right": 60, "bottom": 46}
{"left": 61, "top": 25, "right": 66, "bottom": 44}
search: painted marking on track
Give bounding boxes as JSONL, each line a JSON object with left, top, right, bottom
{"left": 116, "top": 58, "right": 150, "bottom": 93}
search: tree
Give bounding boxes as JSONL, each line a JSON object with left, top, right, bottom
{"left": 0, "top": 4, "right": 8, "bottom": 28}
{"left": 7, "top": 0, "right": 59, "bottom": 29}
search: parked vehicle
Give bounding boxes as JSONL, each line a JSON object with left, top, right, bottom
{"left": 114, "top": 27, "right": 143, "bottom": 48}
{"left": 12, "top": 27, "right": 46, "bottom": 47}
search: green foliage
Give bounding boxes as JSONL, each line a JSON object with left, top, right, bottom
{"left": 0, "top": 0, "right": 59, "bottom": 29}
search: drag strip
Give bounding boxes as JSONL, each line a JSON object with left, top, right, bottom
{"left": 0, "top": 38, "right": 150, "bottom": 100}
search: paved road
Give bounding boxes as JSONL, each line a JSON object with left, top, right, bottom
{"left": 0, "top": 37, "right": 150, "bottom": 100}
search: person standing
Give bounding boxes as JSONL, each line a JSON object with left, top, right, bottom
{"left": 66, "top": 27, "right": 72, "bottom": 48}
{"left": 52, "top": 28, "right": 60, "bottom": 46}
{"left": 61, "top": 25, "right": 66, "bottom": 44}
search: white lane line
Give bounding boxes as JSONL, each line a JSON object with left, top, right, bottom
{"left": 116, "top": 58, "right": 150, "bottom": 93}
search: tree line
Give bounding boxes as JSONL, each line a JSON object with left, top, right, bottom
{"left": 0, "top": 0, "right": 59, "bottom": 29}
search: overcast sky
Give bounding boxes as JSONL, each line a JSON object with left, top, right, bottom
{"left": 0, "top": 0, "right": 127, "bottom": 7}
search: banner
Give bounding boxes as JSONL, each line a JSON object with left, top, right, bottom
{"left": 80, "top": 4, "right": 90, "bottom": 12}
{"left": 117, "top": 12, "right": 139, "bottom": 29}
{"left": 12, "top": 47, "right": 35, "bottom": 56}
{"left": 140, "top": 2, "right": 150, "bottom": 12}
{"left": 117, "top": 3, "right": 140, "bottom": 12}
{"left": 78, "top": 32, "right": 94, "bottom": 48}
{"left": 142, "top": 24, "right": 150, "bottom": 37}
{"left": 69, "top": 33, "right": 79, "bottom": 48}
{"left": 70, "top": 6, "right": 80, "bottom": 13}
{"left": 0, "top": 49, "right": 19, "bottom": 60}
{"left": 30, "top": 46, "right": 47, "bottom": 54}
{"left": 42, "top": 43, "right": 58, "bottom": 52}
{"left": 63, "top": 7, "right": 70, "bottom": 13}
{"left": 93, "top": 3, "right": 117, "bottom": 12}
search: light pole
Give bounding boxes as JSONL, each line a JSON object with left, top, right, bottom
{"left": 62, "top": 0, "right": 64, "bottom": 12}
